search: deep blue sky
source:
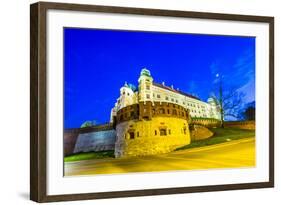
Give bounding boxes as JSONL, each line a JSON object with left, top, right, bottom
{"left": 64, "top": 28, "right": 255, "bottom": 128}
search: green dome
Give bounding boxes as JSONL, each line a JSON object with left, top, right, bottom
{"left": 140, "top": 68, "right": 151, "bottom": 77}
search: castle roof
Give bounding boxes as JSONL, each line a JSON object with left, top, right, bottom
{"left": 153, "top": 82, "right": 200, "bottom": 100}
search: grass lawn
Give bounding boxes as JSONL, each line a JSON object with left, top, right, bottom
{"left": 64, "top": 150, "right": 114, "bottom": 162}
{"left": 176, "top": 127, "right": 255, "bottom": 151}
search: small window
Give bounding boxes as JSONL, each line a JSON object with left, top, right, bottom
{"left": 155, "top": 130, "right": 157, "bottom": 135}
{"left": 146, "top": 85, "right": 150, "bottom": 90}
{"left": 167, "top": 109, "right": 170, "bottom": 114}
{"left": 146, "top": 94, "right": 150, "bottom": 99}
{"left": 130, "top": 111, "right": 135, "bottom": 118}
{"left": 172, "top": 109, "right": 177, "bottom": 115}
{"left": 159, "top": 108, "right": 165, "bottom": 114}
{"left": 160, "top": 129, "right": 167, "bottom": 136}
{"left": 157, "top": 94, "right": 161, "bottom": 98}
{"left": 168, "top": 129, "right": 171, "bottom": 135}
{"left": 127, "top": 93, "right": 130, "bottom": 96}
{"left": 129, "top": 132, "right": 135, "bottom": 139}
{"left": 137, "top": 132, "right": 139, "bottom": 137}
{"left": 123, "top": 91, "right": 125, "bottom": 95}
{"left": 166, "top": 96, "right": 169, "bottom": 101}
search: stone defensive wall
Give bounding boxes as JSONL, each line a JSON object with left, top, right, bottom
{"left": 64, "top": 123, "right": 115, "bottom": 156}
{"left": 116, "top": 101, "right": 190, "bottom": 123}
{"left": 224, "top": 120, "right": 255, "bottom": 130}
{"left": 114, "top": 102, "right": 191, "bottom": 157}
{"left": 191, "top": 118, "right": 221, "bottom": 128}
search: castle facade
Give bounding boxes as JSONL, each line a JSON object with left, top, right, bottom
{"left": 111, "top": 68, "right": 221, "bottom": 157}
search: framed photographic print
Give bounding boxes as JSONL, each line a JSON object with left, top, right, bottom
{"left": 30, "top": 1, "right": 274, "bottom": 202}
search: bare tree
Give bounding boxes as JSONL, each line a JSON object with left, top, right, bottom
{"left": 212, "top": 77, "right": 245, "bottom": 128}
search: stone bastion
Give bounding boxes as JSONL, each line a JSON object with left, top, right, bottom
{"left": 114, "top": 102, "right": 191, "bottom": 157}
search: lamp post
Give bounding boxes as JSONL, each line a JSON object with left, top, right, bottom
{"left": 216, "top": 73, "right": 224, "bottom": 128}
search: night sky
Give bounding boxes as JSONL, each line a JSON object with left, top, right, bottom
{"left": 64, "top": 28, "right": 255, "bottom": 128}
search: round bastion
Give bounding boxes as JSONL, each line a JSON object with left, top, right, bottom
{"left": 114, "top": 101, "right": 191, "bottom": 157}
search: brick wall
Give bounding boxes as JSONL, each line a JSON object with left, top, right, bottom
{"left": 224, "top": 121, "right": 255, "bottom": 130}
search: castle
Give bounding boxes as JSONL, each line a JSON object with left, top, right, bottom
{"left": 110, "top": 68, "right": 221, "bottom": 158}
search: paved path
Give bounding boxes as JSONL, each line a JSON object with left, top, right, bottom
{"left": 64, "top": 138, "right": 255, "bottom": 176}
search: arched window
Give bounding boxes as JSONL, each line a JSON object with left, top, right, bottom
{"left": 172, "top": 109, "right": 177, "bottom": 115}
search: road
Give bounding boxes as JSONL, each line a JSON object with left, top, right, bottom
{"left": 64, "top": 138, "right": 255, "bottom": 176}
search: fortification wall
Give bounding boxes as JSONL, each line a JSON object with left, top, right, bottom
{"left": 64, "top": 129, "right": 80, "bottom": 156}
{"left": 190, "top": 125, "right": 214, "bottom": 141}
{"left": 64, "top": 124, "right": 114, "bottom": 155}
{"left": 115, "top": 102, "right": 191, "bottom": 157}
{"left": 115, "top": 117, "right": 190, "bottom": 157}
{"left": 224, "top": 121, "right": 255, "bottom": 130}
{"left": 74, "top": 129, "right": 116, "bottom": 153}
{"left": 191, "top": 118, "right": 221, "bottom": 128}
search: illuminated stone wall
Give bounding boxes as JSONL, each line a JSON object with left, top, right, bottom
{"left": 114, "top": 102, "right": 191, "bottom": 157}
{"left": 115, "top": 117, "right": 190, "bottom": 157}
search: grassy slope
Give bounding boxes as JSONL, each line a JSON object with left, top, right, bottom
{"left": 64, "top": 150, "right": 114, "bottom": 162}
{"left": 176, "top": 127, "right": 255, "bottom": 151}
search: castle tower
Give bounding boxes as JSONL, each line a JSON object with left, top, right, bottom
{"left": 138, "top": 68, "right": 153, "bottom": 103}
{"left": 118, "top": 82, "right": 135, "bottom": 110}
{"left": 138, "top": 68, "right": 154, "bottom": 120}
{"left": 207, "top": 97, "right": 221, "bottom": 120}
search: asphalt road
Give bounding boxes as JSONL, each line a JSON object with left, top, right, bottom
{"left": 64, "top": 138, "right": 255, "bottom": 176}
